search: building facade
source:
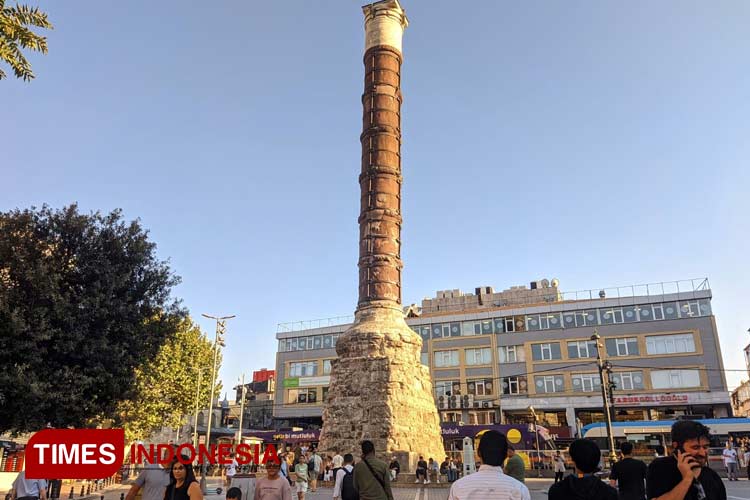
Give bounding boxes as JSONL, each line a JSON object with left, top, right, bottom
{"left": 274, "top": 279, "right": 730, "bottom": 437}
{"left": 730, "top": 343, "right": 750, "bottom": 417}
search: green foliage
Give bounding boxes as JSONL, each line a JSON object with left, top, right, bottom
{"left": 0, "top": 204, "right": 184, "bottom": 433}
{"left": 0, "top": 0, "right": 53, "bottom": 80}
{"left": 118, "top": 318, "right": 221, "bottom": 443}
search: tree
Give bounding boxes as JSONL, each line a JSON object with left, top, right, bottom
{"left": 0, "top": 1, "right": 53, "bottom": 80}
{"left": 0, "top": 205, "right": 184, "bottom": 433}
{"left": 118, "top": 317, "right": 221, "bottom": 443}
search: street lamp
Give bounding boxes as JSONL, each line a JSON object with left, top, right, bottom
{"left": 200, "top": 313, "right": 235, "bottom": 493}
{"left": 591, "top": 329, "right": 618, "bottom": 467}
{"left": 528, "top": 406, "right": 542, "bottom": 478}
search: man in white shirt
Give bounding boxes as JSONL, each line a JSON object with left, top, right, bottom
{"left": 722, "top": 443, "right": 739, "bottom": 481}
{"left": 11, "top": 470, "right": 47, "bottom": 500}
{"left": 332, "top": 451, "right": 344, "bottom": 470}
{"left": 332, "top": 454, "right": 355, "bottom": 500}
{"left": 448, "top": 431, "right": 530, "bottom": 500}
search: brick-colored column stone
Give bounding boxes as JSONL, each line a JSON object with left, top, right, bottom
{"left": 319, "top": 0, "right": 444, "bottom": 470}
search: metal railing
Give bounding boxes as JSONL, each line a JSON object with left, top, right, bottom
{"left": 277, "top": 315, "right": 354, "bottom": 333}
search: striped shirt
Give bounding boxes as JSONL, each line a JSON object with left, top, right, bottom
{"left": 448, "top": 465, "right": 530, "bottom": 500}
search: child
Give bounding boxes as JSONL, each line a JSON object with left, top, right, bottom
{"left": 293, "top": 454, "right": 308, "bottom": 500}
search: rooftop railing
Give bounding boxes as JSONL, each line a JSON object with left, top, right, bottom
{"left": 277, "top": 278, "right": 711, "bottom": 331}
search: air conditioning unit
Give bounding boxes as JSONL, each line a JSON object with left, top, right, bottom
{"left": 438, "top": 395, "right": 448, "bottom": 410}
{"left": 462, "top": 394, "right": 474, "bottom": 408}
{"left": 482, "top": 401, "right": 491, "bottom": 409}
{"left": 473, "top": 401, "right": 481, "bottom": 409}
{"left": 450, "top": 395, "right": 459, "bottom": 409}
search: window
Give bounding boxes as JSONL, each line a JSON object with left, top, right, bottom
{"left": 663, "top": 302, "right": 679, "bottom": 320}
{"left": 313, "top": 336, "right": 322, "bottom": 349}
{"left": 504, "top": 317, "right": 515, "bottom": 332}
{"left": 567, "top": 340, "right": 597, "bottom": 359}
{"left": 680, "top": 301, "right": 701, "bottom": 318}
{"left": 469, "top": 411, "right": 496, "bottom": 425}
{"left": 434, "top": 350, "right": 459, "bottom": 367}
{"left": 646, "top": 333, "right": 696, "bottom": 355}
{"left": 322, "top": 386, "right": 329, "bottom": 402}
{"left": 698, "top": 299, "right": 712, "bottom": 316}
{"left": 321, "top": 335, "right": 331, "bottom": 348}
{"left": 462, "top": 320, "right": 494, "bottom": 336}
{"left": 323, "top": 359, "right": 332, "bottom": 375}
{"left": 499, "top": 345, "right": 525, "bottom": 363}
{"left": 526, "top": 313, "right": 561, "bottom": 331}
{"left": 289, "top": 361, "right": 317, "bottom": 377}
{"left": 502, "top": 376, "right": 527, "bottom": 395}
{"left": 605, "top": 337, "right": 638, "bottom": 357}
{"left": 600, "top": 308, "right": 624, "bottom": 324}
{"left": 465, "top": 347, "right": 492, "bottom": 365}
{"left": 468, "top": 379, "right": 493, "bottom": 396}
{"left": 493, "top": 318, "right": 505, "bottom": 333}
{"left": 442, "top": 412, "right": 461, "bottom": 423}
{"left": 420, "top": 352, "right": 429, "bottom": 366}
{"left": 332, "top": 334, "right": 340, "bottom": 347}
{"left": 535, "top": 375, "right": 565, "bottom": 393}
{"left": 650, "top": 369, "right": 700, "bottom": 389}
{"left": 571, "top": 374, "right": 601, "bottom": 392}
{"left": 290, "top": 338, "right": 298, "bottom": 351}
{"left": 434, "top": 323, "right": 460, "bottom": 338}
{"left": 611, "top": 371, "right": 644, "bottom": 391}
{"left": 639, "top": 303, "right": 664, "bottom": 321}
{"left": 417, "top": 326, "right": 431, "bottom": 340}
{"left": 622, "top": 306, "right": 639, "bottom": 323}
{"left": 531, "top": 342, "right": 562, "bottom": 361}
{"left": 287, "top": 388, "right": 317, "bottom": 404}
{"left": 563, "top": 310, "right": 598, "bottom": 328}
{"left": 435, "top": 380, "right": 458, "bottom": 398}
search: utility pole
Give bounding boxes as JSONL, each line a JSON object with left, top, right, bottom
{"left": 200, "top": 313, "right": 235, "bottom": 493}
{"left": 591, "top": 329, "right": 618, "bottom": 467}
{"left": 192, "top": 370, "right": 203, "bottom": 450}
{"left": 528, "top": 406, "right": 543, "bottom": 478}
{"left": 236, "top": 374, "right": 247, "bottom": 445}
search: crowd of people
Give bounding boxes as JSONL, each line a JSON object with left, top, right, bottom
{"left": 10, "top": 420, "right": 745, "bottom": 500}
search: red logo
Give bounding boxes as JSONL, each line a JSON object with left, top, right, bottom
{"left": 26, "top": 429, "right": 125, "bottom": 479}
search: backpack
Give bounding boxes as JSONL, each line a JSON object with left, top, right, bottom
{"left": 341, "top": 469, "right": 359, "bottom": 500}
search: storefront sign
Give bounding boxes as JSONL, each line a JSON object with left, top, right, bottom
{"left": 613, "top": 393, "right": 689, "bottom": 406}
{"left": 298, "top": 376, "right": 331, "bottom": 387}
{"left": 282, "top": 378, "right": 299, "bottom": 388}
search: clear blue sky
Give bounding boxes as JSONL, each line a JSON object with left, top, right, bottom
{"left": 3, "top": 1, "right": 749, "bottom": 395}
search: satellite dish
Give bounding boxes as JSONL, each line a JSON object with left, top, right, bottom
{"left": 541, "top": 279, "right": 550, "bottom": 288}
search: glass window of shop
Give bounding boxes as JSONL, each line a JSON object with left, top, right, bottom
{"left": 531, "top": 342, "right": 562, "bottom": 361}
{"left": 435, "top": 350, "right": 460, "bottom": 367}
{"left": 502, "top": 376, "right": 527, "bottom": 395}
{"left": 605, "top": 337, "right": 638, "bottom": 357}
{"left": 646, "top": 333, "right": 696, "bottom": 355}
{"left": 611, "top": 371, "right": 644, "bottom": 390}
{"left": 568, "top": 340, "right": 597, "bottom": 359}
{"left": 465, "top": 347, "right": 492, "bottom": 365}
{"left": 499, "top": 345, "right": 525, "bottom": 363}
{"left": 535, "top": 374, "right": 564, "bottom": 393}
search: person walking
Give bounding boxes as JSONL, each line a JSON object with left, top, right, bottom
{"left": 10, "top": 470, "right": 47, "bottom": 500}
{"left": 504, "top": 445, "right": 525, "bottom": 483}
{"left": 609, "top": 442, "right": 647, "bottom": 500}
{"left": 225, "top": 454, "right": 238, "bottom": 487}
{"left": 308, "top": 449, "right": 322, "bottom": 492}
{"left": 552, "top": 450, "right": 566, "bottom": 483}
{"left": 293, "top": 454, "right": 308, "bottom": 500}
{"left": 253, "top": 460, "right": 292, "bottom": 500}
{"left": 448, "top": 430, "right": 530, "bottom": 500}
{"left": 126, "top": 448, "right": 171, "bottom": 500}
{"left": 332, "top": 453, "right": 356, "bottom": 500}
{"left": 352, "top": 440, "right": 393, "bottom": 500}
{"left": 548, "top": 439, "right": 617, "bottom": 500}
{"left": 722, "top": 442, "right": 739, "bottom": 481}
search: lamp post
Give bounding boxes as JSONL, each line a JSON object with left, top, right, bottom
{"left": 192, "top": 370, "right": 203, "bottom": 451}
{"left": 591, "top": 329, "right": 618, "bottom": 467}
{"left": 200, "top": 313, "right": 235, "bottom": 493}
{"left": 528, "top": 406, "right": 543, "bottom": 477}
{"left": 236, "top": 374, "right": 247, "bottom": 445}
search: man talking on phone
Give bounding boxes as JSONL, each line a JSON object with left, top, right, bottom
{"left": 646, "top": 421, "right": 726, "bottom": 500}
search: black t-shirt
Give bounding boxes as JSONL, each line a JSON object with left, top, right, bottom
{"left": 610, "top": 457, "right": 647, "bottom": 500}
{"left": 417, "top": 460, "right": 427, "bottom": 470}
{"left": 646, "top": 456, "right": 726, "bottom": 500}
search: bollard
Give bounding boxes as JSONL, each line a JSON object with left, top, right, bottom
{"left": 101, "top": 496, "right": 104, "bottom": 500}
{"left": 80, "top": 486, "right": 85, "bottom": 497}
{"left": 120, "top": 493, "right": 125, "bottom": 500}
{"left": 70, "top": 487, "right": 75, "bottom": 499}
{"left": 86, "top": 484, "right": 91, "bottom": 496}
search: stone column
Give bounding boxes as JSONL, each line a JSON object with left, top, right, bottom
{"left": 319, "top": 0, "right": 444, "bottom": 470}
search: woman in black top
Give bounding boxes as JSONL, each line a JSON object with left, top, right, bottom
{"left": 164, "top": 457, "right": 203, "bottom": 500}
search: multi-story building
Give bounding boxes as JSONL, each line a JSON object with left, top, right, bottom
{"left": 273, "top": 278, "right": 730, "bottom": 437}
{"left": 731, "top": 343, "right": 750, "bottom": 417}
